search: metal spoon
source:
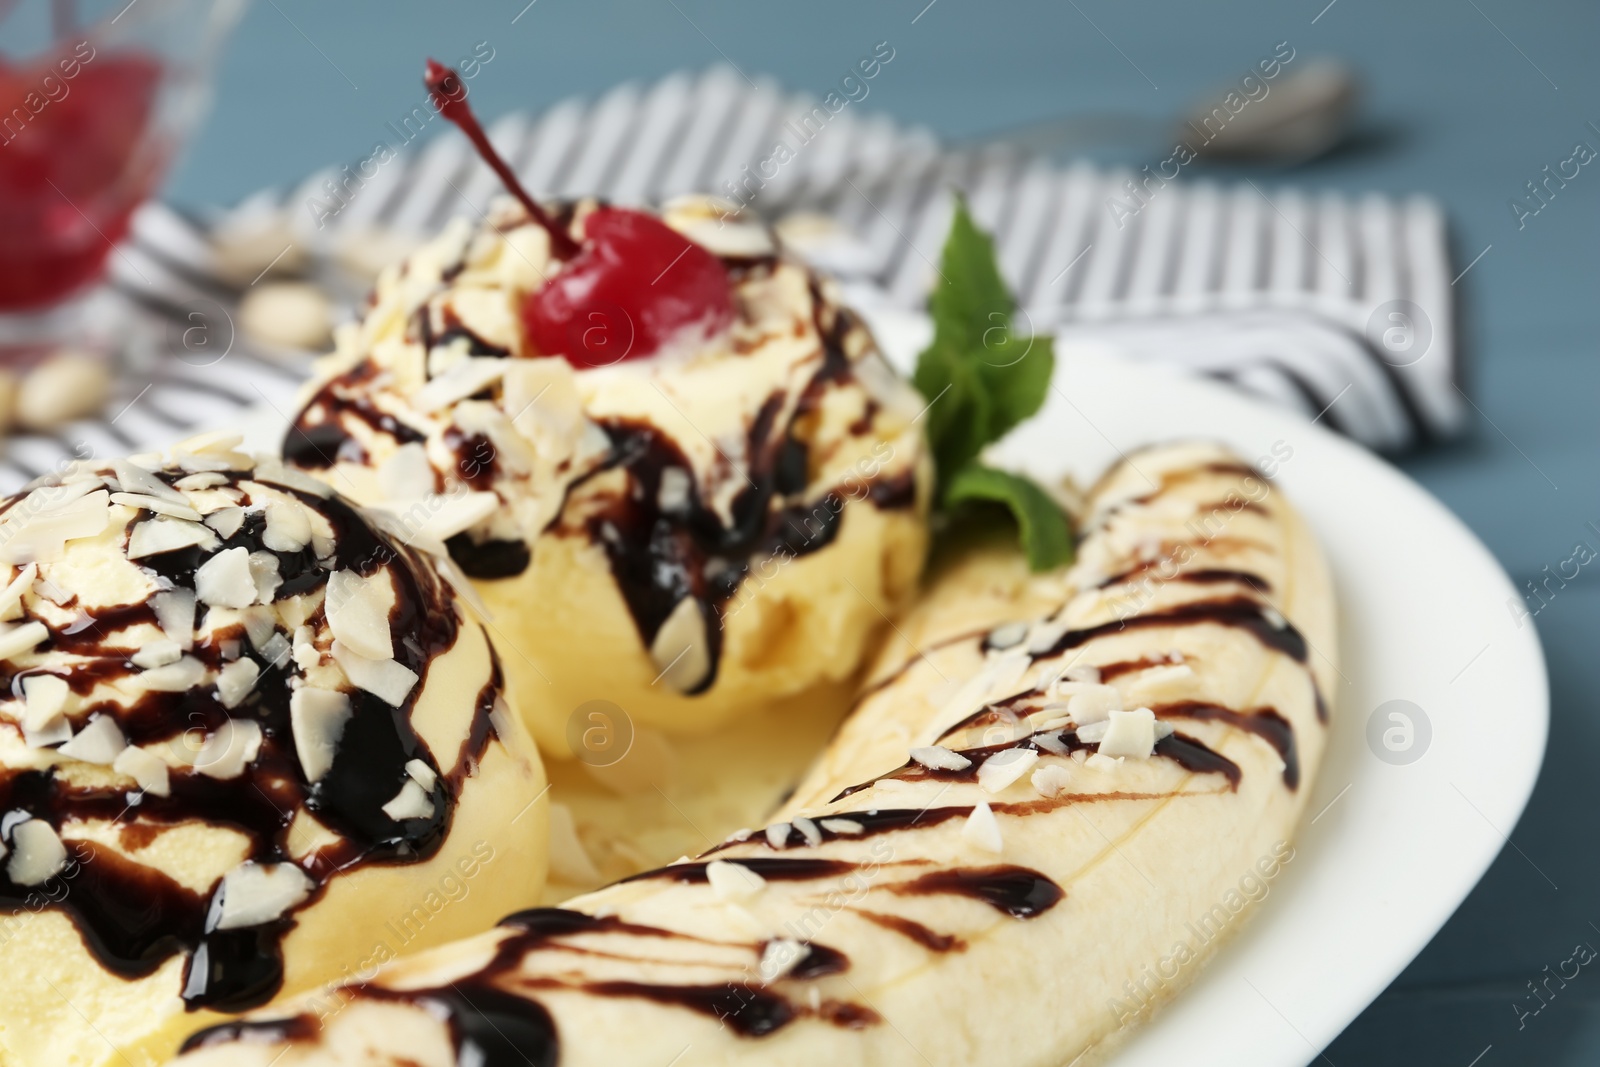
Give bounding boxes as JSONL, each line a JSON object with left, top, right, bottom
{"left": 963, "top": 58, "right": 1360, "bottom": 166}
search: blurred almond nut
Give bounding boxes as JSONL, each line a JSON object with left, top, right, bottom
{"left": 212, "top": 214, "right": 305, "bottom": 286}
{"left": 17, "top": 354, "right": 110, "bottom": 431}
{"left": 240, "top": 282, "right": 334, "bottom": 351}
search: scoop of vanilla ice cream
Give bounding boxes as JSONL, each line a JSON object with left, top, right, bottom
{"left": 287, "top": 196, "right": 930, "bottom": 754}
{"left": 0, "top": 436, "right": 547, "bottom": 1067}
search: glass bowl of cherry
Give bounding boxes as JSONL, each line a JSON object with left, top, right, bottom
{"left": 0, "top": 0, "right": 245, "bottom": 412}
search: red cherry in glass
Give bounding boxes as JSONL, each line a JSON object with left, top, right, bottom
{"left": 521, "top": 208, "right": 734, "bottom": 368}
{"left": 423, "top": 59, "right": 734, "bottom": 367}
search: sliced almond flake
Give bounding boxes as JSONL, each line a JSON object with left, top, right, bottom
{"left": 59, "top": 714, "right": 127, "bottom": 765}
{"left": 291, "top": 625, "right": 319, "bottom": 670}
{"left": 657, "top": 467, "right": 692, "bottom": 513}
{"left": 237, "top": 606, "right": 277, "bottom": 651}
{"left": 195, "top": 719, "right": 263, "bottom": 779}
{"left": 216, "top": 862, "right": 313, "bottom": 930}
{"left": 420, "top": 491, "right": 500, "bottom": 543}
{"left": 1075, "top": 720, "right": 1110, "bottom": 744}
{"left": 258, "top": 632, "right": 292, "bottom": 670}
{"left": 174, "top": 471, "right": 229, "bottom": 491}
{"left": 195, "top": 546, "right": 257, "bottom": 609}
{"left": 23, "top": 715, "right": 71, "bottom": 749}
{"left": 216, "top": 659, "right": 261, "bottom": 709}
{"left": 7, "top": 819, "right": 66, "bottom": 886}
{"left": 376, "top": 443, "right": 438, "bottom": 502}
{"left": 18, "top": 675, "right": 67, "bottom": 735}
{"left": 128, "top": 515, "right": 219, "bottom": 559}
{"left": 331, "top": 640, "right": 417, "bottom": 707}
{"left": 1067, "top": 685, "right": 1122, "bottom": 726}
{"left": 1098, "top": 707, "right": 1157, "bottom": 760}
{"left": 1263, "top": 605, "right": 1288, "bottom": 629}
{"left": 1085, "top": 752, "right": 1123, "bottom": 772}
{"left": 130, "top": 639, "right": 183, "bottom": 670}
{"left": 757, "top": 938, "right": 805, "bottom": 983}
{"left": 1031, "top": 764, "right": 1073, "bottom": 798}
{"left": 1027, "top": 620, "right": 1071, "bottom": 656}
{"left": 20, "top": 674, "right": 68, "bottom": 731}
{"left": 381, "top": 779, "right": 434, "bottom": 821}
{"left": 962, "top": 801, "right": 1003, "bottom": 854}
{"left": 413, "top": 357, "right": 507, "bottom": 414}
{"left": 110, "top": 492, "right": 203, "bottom": 522}
{"left": 249, "top": 551, "right": 282, "bottom": 605}
{"left": 136, "top": 655, "right": 206, "bottom": 693}
{"left": 0, "top": 621, "right": 48, "bottom": 662}
{"left": 404, "top": 758, "right": 437, "bottom": 791}
{"left": 186, "top": 487, "right": 247, "bottom": 516}
{"left": 178, "top": 431, "right": 246, "bottom": 455}
{"left": 986, "top": 621, "right": 1028, "bottom": 651}
{"left": 650, "top": 597, "right": 710, "bottom": 694}
{"left": 1033, "top": 731, "right": 1070, "bottom": 755}
{"left": 910, "top": 745, "right": 971, "bottom": 772}
{"left": 172, "top": 446, "right": 254, "bottom": 474}
{"left": 977, "top": 748, "right": 1040, "bottom": 794}
{"left": 250, "top": 459, "right": 333, "bottom": 499}
{"left": 1154, "top": 721, "right": 1176, "bottom": 740}
{"left": 112, "top": 745, "right": 171, "bottom": 797}
{"left": 1137, "top": 663, "right": 1195, "bottom": 688}
{"left": 818, "top": 818, "right": 865, "bottom": 835}
{"left": 792, "top": 817, "right": 822, "bottom": 847}
{"left": 262, "top": 499, "right": 313, "bottom": 552}
{"left": 289, "top": 687, "right": 352, "bottom": 782}
{"left": 765, "top": 822, "right": 790, "bottom": 850}
{"left": 454, "top": 400, "right": 534, "bottom": 477}
{"left": 152, "top": 589, "right": 196, "bottom": 650}
{"left": 1063, "top": 664, "right": 1102, "bottom": 685}
{"left": 111, "top": 459, "right": 187, "bottom": 503}
{"left": 0, "top": 490, "right": 111, "bottom": 564}
{"left": 706, "top": 860, "right": 766, "bottom": 901}
{"left": 325, "top": 570, "right": 393, "bottom": 660}
{"left": 204, "top": 507, "right": 247, "bottom": 539}
{"left": 0, "top": 563, "right": 37, "bottom": 621}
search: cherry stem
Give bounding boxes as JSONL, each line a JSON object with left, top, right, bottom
{"left": 424, "top": 58, "right": 581, "bottom": 259}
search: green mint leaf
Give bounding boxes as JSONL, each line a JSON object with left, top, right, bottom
{"left": 973, "top": 331, "right": 1054, "bottom": 443}
{"left": 943, "top": 463, "right": 1075, "bottom": 571}
{"left": 914, "top": 193, "right": 1056, "bottom": 482}
{"left": 928, "top": 192, "right": 1015, "bottom": 355}
{"left": 912, "top": 341, "right": 990, "bottom": 475}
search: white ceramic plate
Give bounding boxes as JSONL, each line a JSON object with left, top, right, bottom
{"left": 864, "top": 308, "right": 1548, "bottom": 1066}
{"left": 237, "top": 314, "right": 1547, "bottom": 1066}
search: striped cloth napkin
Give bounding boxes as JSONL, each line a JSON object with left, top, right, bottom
{"left": 0, "top": 65, "right": 1462, "bottom": 491}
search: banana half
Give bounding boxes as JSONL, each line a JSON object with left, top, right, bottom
{"left": 170, "top": 441, "right": 1336, "bottom": 1067}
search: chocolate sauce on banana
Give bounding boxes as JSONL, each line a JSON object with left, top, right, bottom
{"left": 1153, "top": 701, "right": 1299, "bottom": 789}
{"left": 0, "top": 461, "right": 500, "bottom": 1013}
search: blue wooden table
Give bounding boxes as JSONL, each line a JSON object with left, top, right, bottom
{"left": 169, "top": 1, "right": 1599, "bottom": 1060}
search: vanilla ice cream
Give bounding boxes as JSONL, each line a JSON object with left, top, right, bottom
{"left": 285, "top": 196, "right": 930, "bottom": 753}
{"left": 0, "top": 437, "right": 547, "bottom": 1066}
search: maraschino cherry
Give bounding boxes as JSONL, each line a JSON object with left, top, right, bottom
{"left": 425, "top": 60, "right": 734, "bottom": 368}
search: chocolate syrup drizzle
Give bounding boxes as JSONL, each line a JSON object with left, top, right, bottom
{"left": 286, "top": 212, "right": 918, "bottom": 695}
{"left": 0, "top": 464, "right": 501, "bottom": 1013}
{"left": 186, "top": 854, "right": 1064, "bottom": 1064}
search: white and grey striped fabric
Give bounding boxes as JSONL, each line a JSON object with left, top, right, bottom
{"left": 1, "top": 65, "right": 1461, "bottom": 491}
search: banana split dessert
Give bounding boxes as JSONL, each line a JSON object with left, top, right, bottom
{"left": 168, "top": 439, "right": 1333, "bottom": 1067}
{"left": 0, "top": 438, "right": 548, "bottom": 1066}
{"left": 283, "top": 63, "right": 931, "bottom": 754}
